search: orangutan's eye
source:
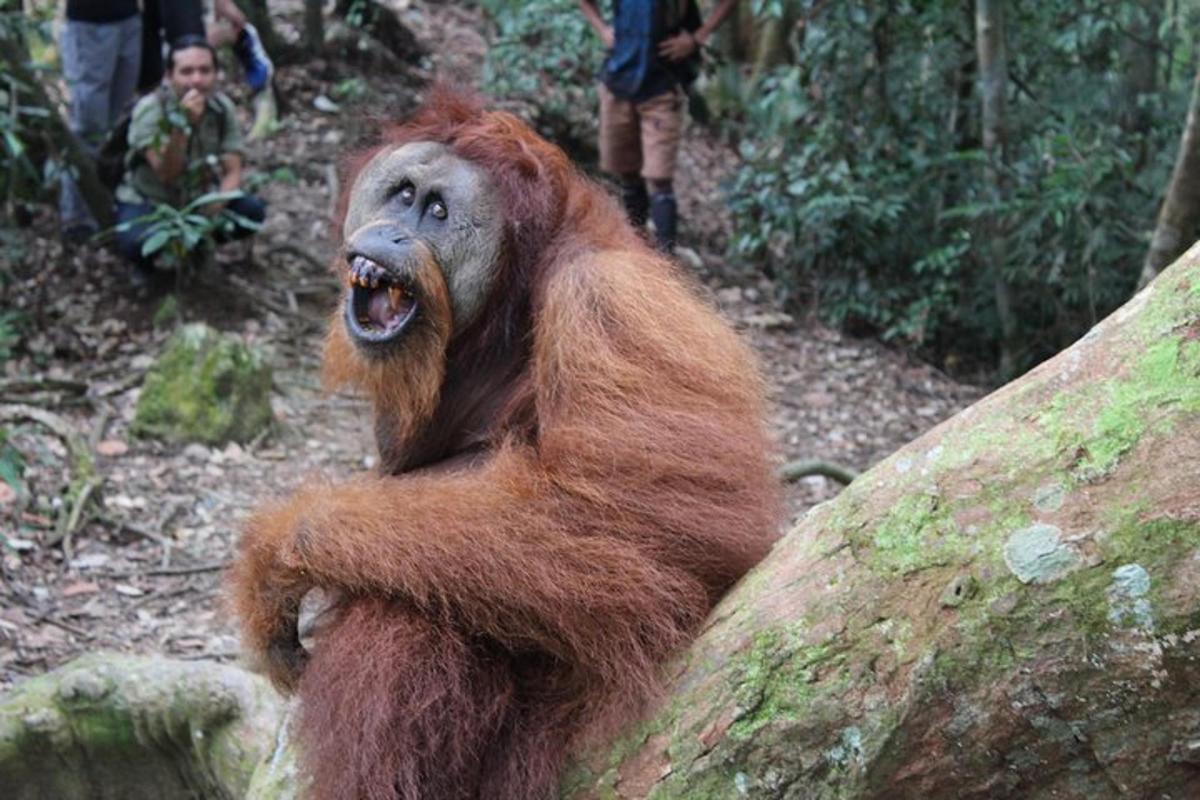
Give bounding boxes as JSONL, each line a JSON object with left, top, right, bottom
{"left": 429, "top": 199, "right": 448, "bottom": 221}
{"left": 398, "top": 182, "right": 415, "bottom": 205}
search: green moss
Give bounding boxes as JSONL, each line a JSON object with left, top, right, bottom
{"left": 855, "top": 493, "right": 970, "bottom": 576}
{"left": 132, "top": 324, "right": 273, "bottom": 445}
{"left": 647, "top": 768, "right": 744, "bottom": 800}
{"left": 606, "top": 716, "right": 669, "bottom": 770}
{"left": 1032, "top": 335, "right": 1200, "bottom": 485}
{"left": 152, "top": 295, "right": 180, "bottom": 329}
{"left": 726, "top": 628, "right": 838, "bottom": 740}
{"left": 945, "top": 512, "right": 1200, "bottom": 691}
{"left": 1076, "top": 338, "right": 1199, "bottom": 479}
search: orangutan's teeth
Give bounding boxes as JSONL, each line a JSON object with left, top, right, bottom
{"left": 388, "top": 287, "right": 403, "bottom": 308}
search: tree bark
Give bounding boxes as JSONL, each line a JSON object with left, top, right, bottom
{"left": 1139, "top": 67, "right": 1200, "bottom": 289}
{"left": 566, "top": 247, "right": 1200, "bottom": 798}
{"left": 303, "top": 0, "right": 325, "bottom": 51}
{"left": 4, "top": 253, "right": 1200, "bottom": 797}
{"left": 974, "top": 0, "right": 1017, "bottom": 378}
{"left": 1117, "top": 0, "right": 1160, "bottom": 141}
{"left": 0, "top": 653, "right": 293, "bottom": 800}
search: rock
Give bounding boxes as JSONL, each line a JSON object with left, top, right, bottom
{"left": 132, "top": 324, "right": 273, "bottom": 446}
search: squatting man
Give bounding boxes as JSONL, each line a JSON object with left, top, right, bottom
{"left": 115, "top": 35, "right": 265, "bottom": 285}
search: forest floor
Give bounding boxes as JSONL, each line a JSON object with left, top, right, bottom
{"left": 0, "top": 2, "right": 983, "bottom": 691}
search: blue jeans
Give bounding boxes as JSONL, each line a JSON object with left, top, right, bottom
{"left": 59, "top": 16, "right": 142, "bottom": 231}
{"left": 117, "top": 194, "right": 267, "bottom": 269}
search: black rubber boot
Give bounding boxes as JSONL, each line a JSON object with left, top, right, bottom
{"left": 621, "top": 181, "right": 650, "bottom": 228}
{"left": 649, "top": 191, "right": 678, "bottom": 253}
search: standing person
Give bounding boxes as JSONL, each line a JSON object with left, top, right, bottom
{"left": 138, "top": 0, "right": 272, "bottom": 94}
{"left": 58, "top": 0, "right": 142, "bottom": 242}
{"left": 578, "top": 0, "right": 740, "bottom": 252}
{"left": 115, "top": 36, "right": 266, "bottom": 283}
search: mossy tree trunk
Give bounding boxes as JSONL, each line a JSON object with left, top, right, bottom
{"left": 0, "top": 654, "right": 294, "bottom": 800}
{"left": 4, "top": 253, "right": 1200, "bottom": 798}
{"left": 565, "top": 246, "right": 1200, "bottom": 797}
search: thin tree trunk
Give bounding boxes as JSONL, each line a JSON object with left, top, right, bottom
{"left": 0, "top": 27, "right": 112, "bottom": 227}
{"left": 304, "top": 0, "right": 324, "bottom": 51}
{"left": 975, "top": 0, "right": 1016, "bottom": 378}
{"left": 1164, "top": 0, "right": 1179, "bottom": 89}
{"left": 1139, "top": 67, "right": 1200, "bottom": 289}
{"left": 1118, "top": 0, "right": 1160, "bottom": 137}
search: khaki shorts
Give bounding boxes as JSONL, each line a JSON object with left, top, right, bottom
{"left": 599, "top": 85, "right": 684, "bottom": 182}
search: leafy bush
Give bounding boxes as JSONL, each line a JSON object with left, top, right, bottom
{"left": 113, "top": 190, "right": 263, "bottom": 272}
{"left": 479, "top": 0, "right": 603, "bottom": 161}
{"left": 0, "top": 310, "right": 20, "bottom": 367}
{"left": 0, "top": 426, "right": 22, "bottom": 493}
{"left": 721, "top": 1, "right": 1177, "bottom": 373}
{"left": 0, "top": 11, "right": 58, "bottom": 209}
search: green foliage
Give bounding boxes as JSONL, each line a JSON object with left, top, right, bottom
{"left": 0, "top": 310, "right": 20, "bottom": 366}
{"left": 0, "top": 11, "right": 57, "bottom": 208}
{"left": 242, "top": 166, "right": 297, "bottom": 195}
{"left": 342, "top": 0, "right": 374, "bottom": 29}
{"left": 721, "top": 0, "right": 1180, "bottom": 372}
{"left": 112, "top": 191, "right": 262, "bottom": 271}
{"left": 152, "top": 295, "right": 180, "bottom": 329}
{"left": 479, "top": 0, "right": 602, "bottom": 157}
{"left": 331, "top": 77, "right": 368, "bottom": 103}
{"left": 132, "top": 323, "right": 274, "bottom": 446}
{"left": 0, "top": 426, "right": 22, "bottom": 493}
{"left": 0, "top": 424, "right": 21, "bottom": 481}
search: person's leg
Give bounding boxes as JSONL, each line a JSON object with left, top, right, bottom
{"left": 217, "top": 194, "right": 267, "bottom": 242}
{"left": 58, "top": 20, "right": 122, "bottom": 237}
{"left": 137, "top": 0, "right": 164, "bottom": 92}
{"left": 639, "top": 89, "right": 685, "bottom": 253}
{"left": 599, "top": 85, "right": 647, "bottom": 228}
{"left": 646, "top": 182, "right": 677, "bottom": 253}
{"left": 116, "top": 201, "right": 158, "bottom": 270}
{"left": 619, "top": 176, "right": 649, "bottom": 228}
{"left": 108, "top": 14, "right": 143, "bottom": 126}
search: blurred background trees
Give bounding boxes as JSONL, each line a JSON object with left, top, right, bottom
{"left": 484, "top": 0, "right": 1200, "bottom": 378}
{"left": 5, "top": 0, "right": 1200, "bottom": 380}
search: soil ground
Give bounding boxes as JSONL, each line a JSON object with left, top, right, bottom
{"left": 0, "top": 1, "right": 983, "bottom": 691}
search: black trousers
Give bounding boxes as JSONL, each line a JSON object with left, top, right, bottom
{"left": 137, "top": 1, "right": 206, "bottom": 92}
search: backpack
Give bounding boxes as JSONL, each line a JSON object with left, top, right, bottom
{"left": 95, "top": 108, "right": 136, "bottom": 193}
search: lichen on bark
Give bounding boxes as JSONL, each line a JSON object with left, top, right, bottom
{"left": 567, "top": 245, "right": 1200, "bottom": 799}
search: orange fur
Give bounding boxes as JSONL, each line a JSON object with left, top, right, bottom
{"left": 228, "top": 90, "right": 780, "bottom": 800}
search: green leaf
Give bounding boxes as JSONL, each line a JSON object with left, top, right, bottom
{"left": 141, "top": 230, "right": 173, "bottom": 257}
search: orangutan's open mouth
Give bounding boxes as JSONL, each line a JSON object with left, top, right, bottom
{"left": 345, "top": 254, "right": 418, "bottom": 345}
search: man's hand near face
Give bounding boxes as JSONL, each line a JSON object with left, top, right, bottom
{"left": 180, "top": 88, "right": 206, "bottom": 124}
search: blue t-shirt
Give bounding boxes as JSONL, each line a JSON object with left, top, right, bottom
{"left": 602, "top": 0, "right": 680, "bottom": 102}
